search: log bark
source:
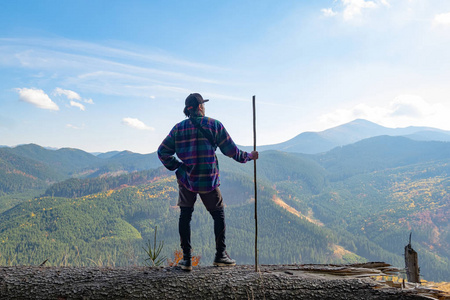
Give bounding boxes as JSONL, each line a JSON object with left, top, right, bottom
{"left": 0, "top": 264, "right": 430, "bottom": 300}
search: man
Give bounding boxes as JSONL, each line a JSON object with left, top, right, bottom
{"left": 158, "top": 93, "right": 258, "bottom": 271}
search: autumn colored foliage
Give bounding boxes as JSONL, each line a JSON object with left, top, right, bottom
{"left": 167, "top": 249, "right": 201, "bottom": 267}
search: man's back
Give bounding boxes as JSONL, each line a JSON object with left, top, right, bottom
{"left": 158, "top": 114, "right": 252, "bottom": 193}
{"left": 165, "top": 116, "right": 220, "bottom": 193}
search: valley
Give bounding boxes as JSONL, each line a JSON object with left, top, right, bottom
{"left": 1, "top": 120, "right": 449, "bottom": 281}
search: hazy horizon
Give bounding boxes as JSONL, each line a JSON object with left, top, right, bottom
{"left": 2, "top": 117, "right": 450, "bottom": 154}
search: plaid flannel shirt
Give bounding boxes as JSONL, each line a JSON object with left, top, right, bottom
{"left": 158, "top": 114, "right": 252, "bottom": 193}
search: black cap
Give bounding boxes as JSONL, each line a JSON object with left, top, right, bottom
{"left": 185, "top": 93, "right": 209, "bottom": 110}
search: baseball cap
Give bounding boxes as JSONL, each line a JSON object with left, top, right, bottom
{"left": 185, "top": 93, "right": 209, "bottom": 110}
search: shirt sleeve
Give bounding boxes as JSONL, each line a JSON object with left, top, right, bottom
{"left": 157, "top": 127, "right": 183, "bottom": 171}
{"left": 216, "top": 121, "right": 252, "bottom": 163}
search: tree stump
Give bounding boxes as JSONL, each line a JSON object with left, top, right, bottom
{"left": 405, "top": 234, "right": 420, "bottom": 284}
{"left": 0, "top": 264, "right": 432, "bottom": 299}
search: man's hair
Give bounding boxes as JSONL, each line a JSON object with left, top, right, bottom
{"left": 184, "top": 93, "right": 208, "bottom": 117}
{"left": 184, "top": 105, "right": 198, "bottom": 117}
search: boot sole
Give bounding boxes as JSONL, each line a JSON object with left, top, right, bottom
{"left": 180, "top": 265, "right": 193, "bottom": 271}
{"left": 213, "top": 262, "right": 236, "bottom": 267}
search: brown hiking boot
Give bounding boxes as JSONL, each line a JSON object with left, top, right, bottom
{"left": 213, "top": 251, "right": 236, "bottom": 267}
{"left": 178, "top": 258, "right": 192, "bottom": 271}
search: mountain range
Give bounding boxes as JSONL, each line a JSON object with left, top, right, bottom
{"left": 5, "top": 119, "right": 450, "bottom": 157}
{"left": 240, "top": 118, "right": 450, "bottom": 154}
{"left": 0, "top": 119, "right": 449, "bottom": 281}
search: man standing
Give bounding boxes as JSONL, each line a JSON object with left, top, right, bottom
{"left": 158, "top": 93, "right": 258, "bottom": 271}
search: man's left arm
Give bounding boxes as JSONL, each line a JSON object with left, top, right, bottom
{"left": 216, "top": 122, "right": 257, "bottom": 163}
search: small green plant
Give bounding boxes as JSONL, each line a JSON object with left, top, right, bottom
{"left": 143, "top": 226, "right": 166, "bottom": 267}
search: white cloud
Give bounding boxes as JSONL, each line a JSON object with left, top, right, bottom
{"left": 54, "top": 87, "right": 94, "bottom": 105}
{"left": 389, "top": 95, "right": 432, "bottom": 118}
{"left": 319, "top": 95, "right": 449, "bottom": 129}
{"left": 319, "top": 103, "right": 386, "bottom": 125}
{"left": 16, "top": 88, "right": 59, "bottom": 111}
{"left": 433, "top": 12, "right": 450, "bottom": 26}
{"left": 380, "top": 0, "right": 390, "bottom": 7}
{"left": 69, "top": 100, "right": 85, "bottom": 111}
{"left": 342, "top": 0, "right": 377, "bottom": 21}
{"left": 122, "top": 117, "right": 154, "bottom": 131}
{"left": 320, "top": 0, "right": 387, "bottom": 22}
{"left": 66, "top": 123, "right": 85, "bottom": 130}
{"left": 54, "top": 87, "right": 81, "bottom": 100}
{"left": 322, "top": 8, "right": 338, "bottom": 17}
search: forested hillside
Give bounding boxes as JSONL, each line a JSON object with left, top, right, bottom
{"left": 43, "top": 167, "right": 171, "bottom": 198}
{"left": 0, "top": 149, "right": 60, "bottom": 194}
{"left": 0, "top": 136, "right": 449, "bottom": 281}
{"left": 0, "top": 144, "right": 162, "bottom": 212}
{"left": 309, "top": 137, "right": 450, "bottom": 280}
{"left": 0, "top": 169, "right": 347, "bottom": 269}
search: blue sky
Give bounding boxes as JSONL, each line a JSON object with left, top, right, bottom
{"left": 2, "top": 0, "right": 450, "bottom": 153}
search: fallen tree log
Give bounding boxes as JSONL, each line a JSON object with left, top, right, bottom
{"left": 0, "top": 264, "right": 437, "bottom": 299}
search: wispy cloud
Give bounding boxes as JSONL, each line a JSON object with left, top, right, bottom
{"left": 53, "top": 87, "right": 94, "bottom": 107}
{"left": 71, "top": 71, "right": 193, "bottom": 97}
{"left": 0, "top": 37, "right": 225, "bottom": 71}
{"left": 15, "top": 88, "right": 59, "bottom": 111}
{"left": 54, "top": 87, "right": 81, "bottom": 100}
{"left": 69, "top": 100, "right": 85, "bottom": 111}
{"left": 0, "top": 37, "right": 229, "bottom": 100}
{"left": 66, "top": 123, "right": 85, "bottom": 130}
{"left": 321, "top": 8, "right": 338, "bottom": 17}
{"left": 122, "top": 118, "right": 155, "bottom": 131}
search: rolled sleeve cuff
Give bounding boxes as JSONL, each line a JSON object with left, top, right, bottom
{"left": 247, "top": 152, "right": 254, "bottom": 160}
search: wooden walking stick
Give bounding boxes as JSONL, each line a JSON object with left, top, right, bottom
{"left": 253, "top": 95, "right": 258, "bottom": 272}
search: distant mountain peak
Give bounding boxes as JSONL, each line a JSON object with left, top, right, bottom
{"left": 346, "top": 119, "right": 385, "bottom": 127}
{"left": 115, "top": 150, "right": 136, "bottom": 156}
{"left": 247, "top": 119, "right": 450, "bottom": 154}
{"left": 346, "top": 118, "right": 377, "bottom": 125}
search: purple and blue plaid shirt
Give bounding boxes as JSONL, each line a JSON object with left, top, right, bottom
{"left": 158, "top": 114, "right": 252, "bottom": 193}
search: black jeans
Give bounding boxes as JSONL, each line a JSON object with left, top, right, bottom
{"left": 179, "top": 196, "right": 226, "bottom": 258}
